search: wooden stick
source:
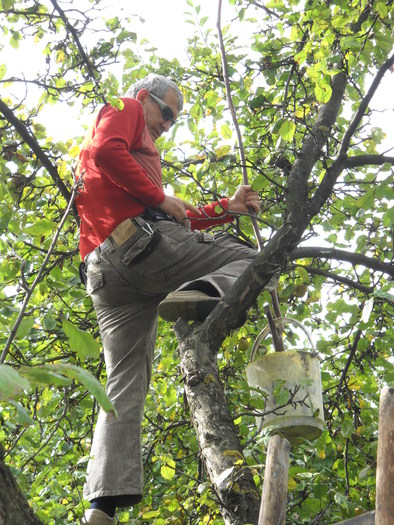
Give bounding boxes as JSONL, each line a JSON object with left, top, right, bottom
{"left": 375, "top": 386, "right": 393, "bottom": 525}
{"left": 259, "top": 435, "right": 291, "bottom": 525}
{"left": 264, "top": 305, "right": 285, "bottom": 352}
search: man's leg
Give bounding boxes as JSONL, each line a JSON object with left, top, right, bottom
{"left": 83, "top": 301, "right": 158, "bottom": 507}
{"left": 82, "top": 250, "right": 161, "bottom": 522}
{"left": 153, "top": 228, "right": 277, "bottom": 321}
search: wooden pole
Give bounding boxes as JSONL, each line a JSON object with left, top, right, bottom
{"left": 259, "top": 435, "right": 291, "bottom": 525}
{"left": 264, "top": 305, "right": 285, "bottom": 353}
{"left": 375, "top": 386, "right": 393, "bottom": 525}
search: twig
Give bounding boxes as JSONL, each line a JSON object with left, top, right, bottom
{"left": 217, "top": 0, "right": 283, "bottom": 333}
{"left": 336, "top": 329, "right": 362, "bottom": 400}
{"left": 216, "top": 0, "right": 264, "bottom": 251}
{"left": 49, "top": 0, "right": 107, "bottom": 105}
{"left": 0, "top": 179, "right": 82, "bottom": 364}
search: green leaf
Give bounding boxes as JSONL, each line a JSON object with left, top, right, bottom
{"left": 382, "top": 206, "right": 394, "bottom": 228}
{"left": 376, "top": 2, "right": 388, "bottom": 19}
{"left": 220, "top": 123, "right": 232, "bottom": 139}
{"left": 16, "top": 317, "right": 35, "bottom": 338}
{"left": 160, "top": 456, "right": 176, "bottom": 480}
{"left": 250, "top": 94, "right": 266, "bottom": 109}
{"left": 0, "top": 64, "right": 6, "bottom": 81}
{"left": 23, "top": 218, "right": 56, "bottom": 238}
{"left": 19, "top": 366, "right": 72, "bottom": 388}
{"left": 279, "top": 120, "right": 296, "bottom": 142}
{"left": 8, "top": 399, "right": 35, "bottom": 426}
{"left": 251, "top": 175, "right": 266, "bottom": 191}
{"left": 341, "top": 419, "right": 353, "bottom": 439}
{"left": 0, "top": 365, "right": 31, "bottom": 400}
{"left": 62, "top": 319, "right": 101, "bottom": 358}
{"left": 142, "top": 510, "right": 160, "bottom": 519}
{"left": 54, "top": 363, "right": 116, "bottom": 415}
{"left": 358, "top": 465, "right": 372, "bottom": 480}
{"left": 43, "top": 312, "right": 57, "bottom": 331}
{"left": 314, "top": 82, "right": 332, "bottom": 103}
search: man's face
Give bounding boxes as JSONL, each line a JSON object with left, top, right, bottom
{"left": 140, "top": 88, "right": 179, "bottom": 141}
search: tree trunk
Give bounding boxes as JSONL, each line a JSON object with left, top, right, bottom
{"left": 0, "top": 444, "right": 43, "bottom": 525}
{"left": 375, "top": 386, "right": 393, "bottom": 525}
{"left": 175, "top": 321, "right": 260, "bottom": 525}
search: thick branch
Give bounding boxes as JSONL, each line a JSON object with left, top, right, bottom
{"left": 343, "top": 154, "right": 394, "bottom": 168}
{"left": 0, "top": 98, "right": 79, "bottom": 223}
{"left": 287, "top": 71, "right": 347, "bottom": 224}
{"left": 309, "top": 54, "right": 394, "bottom": 216}
{"left": 0, "top": 444, "right": 43, "bottom": 525}
{"left": 290, "top": 247, "right": 394, "bottom": 277}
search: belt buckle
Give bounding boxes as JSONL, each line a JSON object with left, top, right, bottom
{"left": 134, "top": 216, "right": 154, "bottom": 237}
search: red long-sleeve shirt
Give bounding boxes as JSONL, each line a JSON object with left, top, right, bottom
{"left": 76, "top": 98, "right": 232, "bottom": 259}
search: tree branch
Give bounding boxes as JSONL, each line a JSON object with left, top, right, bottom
{"left": 287, "top": 71, "right": 348, "bottom": 224}
{"left": 290, "top": 247, "right": 394, "bottom": 277}
{"left": 216, "top": 0, "right": 263, "bottom": 250}
{"left": 0, "top": 97, "right": 79, "bottom": 223}
{"left": 309, "top": 54, "right": 394, "bottom": 216}
{"left": 175, "top": 321, "right": 260, "bottom": 525}
{"left": 49, "top": 0, "right": 107, "bottom": 104}
{"left": 343, "top": 154, "right": 394, "bottom": 169}
{"left": 292, "top": 265, "right": 374, "bottom": 295}
{"left": 338, "top": 54, "right": 394, "bottom": 158}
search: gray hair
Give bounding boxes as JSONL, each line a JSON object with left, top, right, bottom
{"left": 127, "top": 74, "right": 183, "bottom": 111}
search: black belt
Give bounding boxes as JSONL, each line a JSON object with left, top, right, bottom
{"left": 141, "top": 207, "right": 175, "bottom": 222}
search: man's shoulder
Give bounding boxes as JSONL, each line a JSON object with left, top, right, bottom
{"left": 97, "top": 97, "right": 144, "bottom": 130}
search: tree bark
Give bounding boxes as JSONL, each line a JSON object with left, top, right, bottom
{"left": 375, "top": 386, "right": 394, "bottom": 525}
{"left": 175, "top": 321, "right": 260, "bottom": 525}
{"left": 258, "top": 435, "right": 291, "bottom": 525}
{"left": 174, "top": 70, "right": 349, "bottom": 525}
{"left": 0, "top": 444, "right": 43, "bottom": 525}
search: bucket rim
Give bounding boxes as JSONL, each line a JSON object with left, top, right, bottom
{"left": 250, "top": 317, "right": 318, "bottom": 362}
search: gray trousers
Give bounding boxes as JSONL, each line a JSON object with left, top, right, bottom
{"left": 83, "top": 218, "right": 256, "bottom": 506}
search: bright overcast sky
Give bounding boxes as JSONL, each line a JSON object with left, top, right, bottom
{"left": 5, "top": 0, "right": 392, "bottom": 150}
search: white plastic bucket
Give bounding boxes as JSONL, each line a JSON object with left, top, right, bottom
{"left": 245, "top": 317, "right": 324, "bottom": 442}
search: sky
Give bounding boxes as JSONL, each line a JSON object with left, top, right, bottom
{"left": 68, "top": 0, "right": 394, "bottom": 152}
{"left": 3, "top": 0, "right": 393, "bottom": 150}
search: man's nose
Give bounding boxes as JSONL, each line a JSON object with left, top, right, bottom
{"left": 161, "top": 120, "right": 172, "bottom": 132}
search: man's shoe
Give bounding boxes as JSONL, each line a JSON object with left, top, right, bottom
{"left": 158, "top": 290, "right": 220, "bottom": 322}
{"left": 81, "top": 509, "right": 116, "bottom": 525}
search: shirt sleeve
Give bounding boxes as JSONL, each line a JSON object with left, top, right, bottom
{"left": 90, "top": 99, "right": 165, "bottom": 208}
{"left": 187, "top": 197, "right": 234, "bottom": 231}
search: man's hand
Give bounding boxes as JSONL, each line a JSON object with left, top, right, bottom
{"left": 158, "top": 195, "right": 200, "bottom": 224}
{"left": 227, "top": 185, "right": 260, "bottom": 215}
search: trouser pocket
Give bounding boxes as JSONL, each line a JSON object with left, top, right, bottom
{"left": 120, "top": 227, "right": 160, "bottom": 266}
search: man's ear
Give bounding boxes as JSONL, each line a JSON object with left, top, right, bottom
{"left": 136, "top": 88, "right": 149, "bottom": 102}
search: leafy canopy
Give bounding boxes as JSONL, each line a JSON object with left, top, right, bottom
{"left": 0, "top": 0, "right": 393, "bottom": 523}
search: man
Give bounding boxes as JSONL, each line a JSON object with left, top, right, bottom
{"left": 77, "top": 74, "right": 268, "bottom": 525}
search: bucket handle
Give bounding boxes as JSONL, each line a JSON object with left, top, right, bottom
{"left": 250, "top": 317, "right": 317, "bottom": 362}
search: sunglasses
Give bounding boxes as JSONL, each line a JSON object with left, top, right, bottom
{"left": 150, "top": 93, "right": 177, "bottom": 126}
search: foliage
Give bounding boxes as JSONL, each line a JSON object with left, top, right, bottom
{"left": 0, "top": 0, "right": 393, "bottom": 524}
